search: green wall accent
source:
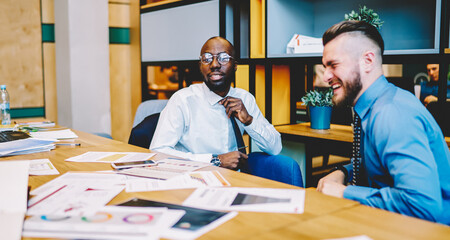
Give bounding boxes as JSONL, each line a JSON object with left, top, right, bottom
{"left": 11, "top": 107, "right": 45, "bottom": 118}
{"left": 41, "top": 24, "right": 130, "bottom": 44}
{"left": 42, "top": 24, "right": 55, "bottom": 42}
{"left": 109, "top": 27, "right": 130, "bottom": 44}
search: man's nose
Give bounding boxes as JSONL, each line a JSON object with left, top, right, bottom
{"left": 210, "top": 56, "right": 221, "bottom": 68}
{"left": 323, "top": 68, "right": 333, "bottom": 83}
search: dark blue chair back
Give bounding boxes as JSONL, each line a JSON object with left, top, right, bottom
{"left": 128, "top": 113, "right": 160, "bottom": 148}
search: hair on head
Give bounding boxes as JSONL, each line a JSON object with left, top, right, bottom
{"left": 322, "top": 20, "right": 384, "bottom": 54}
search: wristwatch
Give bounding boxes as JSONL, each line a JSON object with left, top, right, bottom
{"left": 210, "top": 154, "right": 221, "bottom": 167}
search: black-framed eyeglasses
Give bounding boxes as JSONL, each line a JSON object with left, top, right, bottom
{"left": 199, "top": 52, "right": 234, "bottom": 65}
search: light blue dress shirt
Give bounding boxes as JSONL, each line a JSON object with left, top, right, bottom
{"left": 343, "top": 76, "right": 450, "bottom": 225}
{"left": 150, "top": 83, "right": 282, "bottom": 163}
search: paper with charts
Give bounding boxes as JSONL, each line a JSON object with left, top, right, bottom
{"left": 28, "top": 159, "right": 59, "bottom": 175}
{"left": 125, "top": 170, "right": 230, "bottom": 192}
{"left": 183, "top": 187, "right": 305, "bottom": 214}
{"left": 65, "top": 151, "right": 156, "bottom": 163}
{"left": 27, "top": 172, "right": 127, "bottom": 216}
{"left": 119, "top": 198, "right": 237, "bottom": 240}
{"left": 23, "top": 206, "right": 185, "bottom": 240}
{"left": 116, "top": 158, "right": 211, "bottom": 180}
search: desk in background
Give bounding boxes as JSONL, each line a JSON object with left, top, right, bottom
{"left": 276, "top": 123, "right": 353, "bottom": 187}
{"left": 1, "top": 128, "right": 449, "bottom": 239}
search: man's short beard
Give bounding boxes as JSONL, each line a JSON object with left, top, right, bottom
{"left": 333, "top": 70, "right": 362, "bottom": 108}
{"left": 204, "top": 72, "right": 234, "bottom": 93}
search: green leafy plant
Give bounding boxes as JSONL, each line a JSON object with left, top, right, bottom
{"left": 301, "top": 88, "right": 333, "bottom": 107}
{"left": 345, "top": 5, "right": 383, "bottom": 29}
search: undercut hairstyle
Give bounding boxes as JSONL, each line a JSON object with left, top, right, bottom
{"left": 322, "top": 20, "right": 384, "bottom": 55}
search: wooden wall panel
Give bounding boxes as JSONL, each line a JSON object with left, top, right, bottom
{"left": 250, "top": 0, "right": 265, "bottom": 58}
{"left": 0, "top": 0, "right": 44, "bottom": 108}
{"left": 110, "top": 44, "right": 133, "bottom": 141}
{"left": 236, "top": 65, "right": 250, "bottom": 92}
{"left": 129, "top": 0, "right": 142, "bottom": 121}
{"left": 41, "top": 0, "right": 54, "bottom": 23}
{"left": 272, "top": 65, "right": 290, "bottom": 125}
{"left": 43, "top": 43, "right": 57, "bottom": 122}
{"left": 109, "top": 2, "right": 130, "bottom": 28}
{"left": 255, "top": 65, "right": 265, "bottom": 116}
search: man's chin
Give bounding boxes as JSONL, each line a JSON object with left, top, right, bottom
{"left": 205, "top": 81, "right": 229, "bottom": 93}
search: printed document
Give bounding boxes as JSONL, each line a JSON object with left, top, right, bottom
{"left": 125, "top": 170, "right": 230, "bottom": 192}
{"left": 28, "top": 159, "right": 59, "bottom": 175}
{"left": 183, "top": 187, "right": 305, "bottom": 214}
{"left": 30, "top": 129, "right": 78, "bottom": 139}
{"left": 119, "top": 198, "right": 237, "bottom": 240}
{"left": 0, "top": 138, "right": 55, "bottom": 156}
{"left": 117, "top": 158, "right": 210, "bottom": 180}
{"left": 0, "top": 161, "right": 30, "bottom": 240}
{"left": 23, "top": 206, "right": 185, "bottom": 240}
{"left": 65, "top": 151, "right": 156, "bottom": 163}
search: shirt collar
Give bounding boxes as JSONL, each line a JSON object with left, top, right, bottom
{"left": 201, "top": 82, "right": 235, "bottom": 105}
{"left": 354, "top": 75, "right": 389, "bottom": 119}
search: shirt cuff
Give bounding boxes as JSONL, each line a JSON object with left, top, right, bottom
{"left": 343, "top": 185, "right": 374, "bottom": 203}
{"left": 193, "top": 153, "right": 213, "bottom": 164}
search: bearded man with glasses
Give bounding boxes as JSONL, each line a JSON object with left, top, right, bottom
{"left": 150, "top": 36, "right": 303, "bottom": 187}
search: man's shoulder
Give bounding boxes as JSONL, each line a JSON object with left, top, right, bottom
{"left": 172, "top": 83, "right": 204, "bottom": 99}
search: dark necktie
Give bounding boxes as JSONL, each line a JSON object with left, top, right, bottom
{"left": 230, "top": 115, "right": 248, "bottom": 172}
{"left": 230, "top": 116, "right": 246, "bottom": 154}
{"left": 351, "top": 113, "right": 362, "bottom": 185}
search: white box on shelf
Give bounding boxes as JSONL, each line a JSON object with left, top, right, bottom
{"left": 286, "top": 34, "right": 324, "bottom": 54}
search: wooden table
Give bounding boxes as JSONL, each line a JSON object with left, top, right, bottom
{"left": 275, "top": 123, "right": 353, "bottom": 187}
{"left": 2, "top": 128, "right": 449, "bottom": 239}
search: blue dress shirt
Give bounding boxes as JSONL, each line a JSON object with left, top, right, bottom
{"left": 420, "top": 80, "right": 450, "bottom": 102}
{"left": 343, "top": 76, "right": 450, "bottom": 225}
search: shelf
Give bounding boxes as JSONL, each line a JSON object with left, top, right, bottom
{"left": 267, "top": 0, "right": 441, "bottom": 58}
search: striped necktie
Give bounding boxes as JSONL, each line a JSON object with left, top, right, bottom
{"left": 351, "top": 113, "right": 362, "bottom": 185}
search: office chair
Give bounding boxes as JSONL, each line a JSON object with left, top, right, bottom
{"left": 128, "top": 99, "right": 169, "bottom": 148}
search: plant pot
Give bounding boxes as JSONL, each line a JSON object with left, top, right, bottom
{"left": 308, "top": 106, "right": 332, "bottom": 130}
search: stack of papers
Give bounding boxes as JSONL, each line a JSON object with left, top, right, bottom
{"left": 0, "top": 161, "right": 30, "bottom": 240}
{"left": 0, "top": 138, "right": 55, "bottom": 156}
{"left": 30, "top": 129, "right": 78, "bottom": 140}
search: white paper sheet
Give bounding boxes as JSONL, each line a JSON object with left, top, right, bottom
{"left": 117, "top": 158, "right": 211, "bottom": 180}
{"left": 28, "top": 159, "right": 59, "bottom": 175}
{"left": 30, "top": 172, "right": 127, "bottom": 196}
{"left": 125, "top": 170, "right": 230, "bottom": 192}
{"left": 30, "top": 129, "right": 78, "bottom": 139}
{"left": 23, "top": 206, "right": 185, "bottom": 240}
{"left": 183, "top": 187, "right": 305, "bottom": 214}
{"left": 0, "top": 161, "right": 30, "bottom": 240}
{"left": 65, "top": 151, "right": 156, "bottom": 163}
{"left": 27, "top": 185, "right": 124, "bottom": 216}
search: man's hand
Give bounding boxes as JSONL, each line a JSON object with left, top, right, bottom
{"left": 219, "top": 97, "right": 253, "bottom": 125}
{"left": 317, "top": 170, "right": 347, "bottom": 198}
{"left": 423, "top": 95, "right": 438, "bottom": 107}
{"left": 218, "top": 151, "right": 248, "bottom": 169}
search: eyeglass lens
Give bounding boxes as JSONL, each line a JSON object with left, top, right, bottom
{"left": 201, "top": 53, "right": 232, "bottom": 64}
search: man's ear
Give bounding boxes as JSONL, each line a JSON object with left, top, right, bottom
{"left": 361, "top": 51, "right": 376, "bottom": 73}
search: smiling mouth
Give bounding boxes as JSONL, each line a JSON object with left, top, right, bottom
{"left": 209, "top": 73, "right": 224, "bottom": 81}
{"left": 331, "top": 82, "right": 342, "bottom": 92}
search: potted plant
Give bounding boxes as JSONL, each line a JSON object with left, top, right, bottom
{"left": 301, "top": 88, "right": 333, "bottom": 130}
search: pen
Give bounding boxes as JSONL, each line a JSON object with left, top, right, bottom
{"left": 238, "top": 146, "right": 249, "bottom": 150}
{"left": 55, "top": 143, "right": 81, "bottom": 146}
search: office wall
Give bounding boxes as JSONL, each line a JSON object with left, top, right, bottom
{"left": 54, "top": 0, "right": 111, "bottom": 135}
{"left": 0, "top": 0, "right": 44, "bottom": 116}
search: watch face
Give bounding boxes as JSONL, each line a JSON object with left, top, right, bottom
{"left": 211, "top": 157, "right": 220, "bottom": 166}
